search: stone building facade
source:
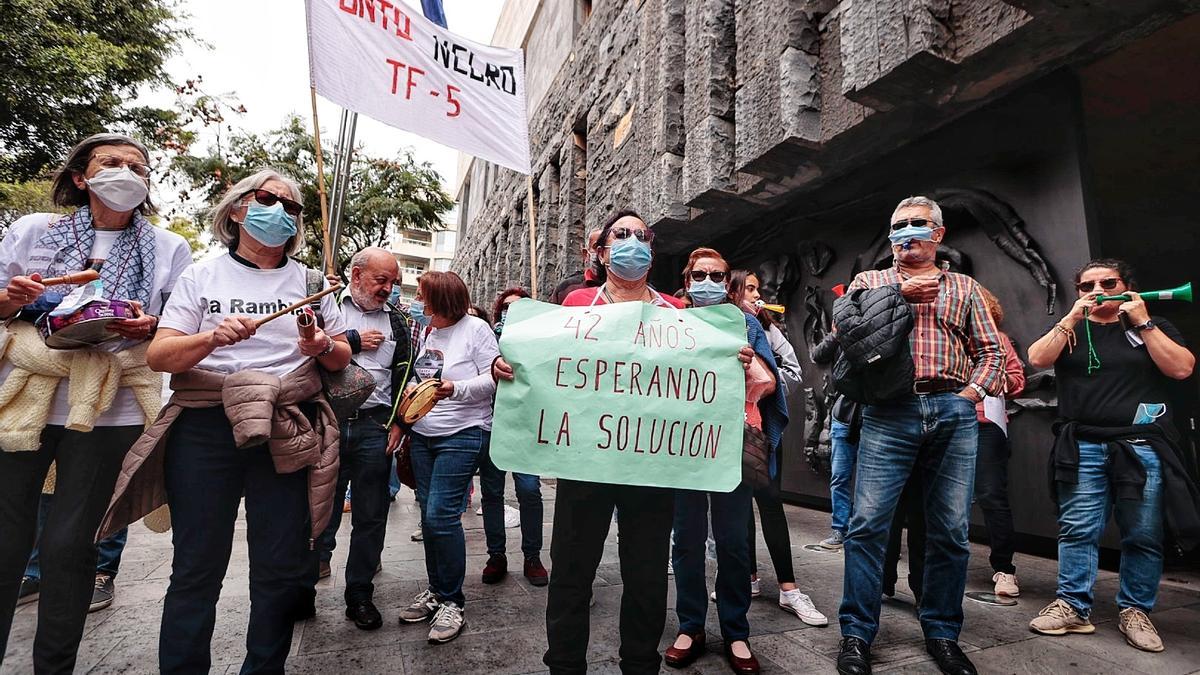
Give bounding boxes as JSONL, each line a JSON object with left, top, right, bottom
{"left": 452, "top": 0, "right": 1200, "bottom": 548}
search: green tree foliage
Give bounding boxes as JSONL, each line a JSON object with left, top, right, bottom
{"left": 0, "top": 0, "right": 192, "bottom": 182}
{"left": 173, "top": 115, "right": 454, "bottom": 273}
{"left": 0, "top": 181, "right": 59, "bottom": 228}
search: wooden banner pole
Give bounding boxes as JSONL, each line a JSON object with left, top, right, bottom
{"left": 526, "top": 175, "right": 538, "bottom": 299}
{"left": 309, "top": 87, "right": 334, "bottom": 276}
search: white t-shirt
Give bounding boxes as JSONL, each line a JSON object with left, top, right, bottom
{"left": 340, "top": 294, "right": 396, "bottom": 408}
{"left": 411, "top": 315, "right": 499, "bottom": 437}
{"left": 158, "top": 254, "right": 345, "bottom": 377}
{"left": 0, "top": 213, "right": 194, "bottom": 426}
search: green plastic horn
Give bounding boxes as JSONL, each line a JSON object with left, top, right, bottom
{"left": 1097, "top": 282, "right": 1192, "bottom": 303}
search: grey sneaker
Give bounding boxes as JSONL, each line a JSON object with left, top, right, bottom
{"left": 17, "top": 576, "right": 39, "bottom": 606}
{"left": 1029, "top": 598, "right": 1095, "bottom": 635}
{"left": 427, "top": 602, "right": 465, "bottom": 644}
{"left": 89, "top": 573, "right": 114, "bottom": 613}
{"left": 1118, "top": 607, "right": 1164, "bottom": 652}
{"left": 398, "top": 589, "right": 439, "bottom": 623}
{"left": 819, "top": 530, "right": 845, "bottom": 549}
{"left": 411, "top": 523, "right": 424, "bottom": 542}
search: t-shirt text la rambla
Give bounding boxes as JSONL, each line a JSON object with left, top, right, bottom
{"left": 158, "top": 254, "right": 346, "bottom": 378}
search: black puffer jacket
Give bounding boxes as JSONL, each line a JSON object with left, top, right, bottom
{"left": 831, "top": 284, "right": 915, "bottom": 404}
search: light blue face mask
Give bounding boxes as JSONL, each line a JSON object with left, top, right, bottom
{"left": 241, "top": 202, "right": 297, "bottom": 248}
{"left": 888, "top": 224, "right": 937, "bottom": 249}
{"left": 687, "top": 279, "right": 728, "bottom": 307}
{"left": 409, "top": 300, "right": 430, "bottom": 326}
{"left": 494, "top": 308, "right": 508, "bottom": 336}
{"left": 389, "top": 287, "right": 402, "bottom": 305}
{"left": 607, "top": 236, "right": 653, "bottom": 281}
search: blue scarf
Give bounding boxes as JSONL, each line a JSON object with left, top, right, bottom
{"left": 32, "top": 206, "right": 156, "bottom": 306}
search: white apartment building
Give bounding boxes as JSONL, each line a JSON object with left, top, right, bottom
{"left": 388, "top": 211, "right": 459, "bottom": 304}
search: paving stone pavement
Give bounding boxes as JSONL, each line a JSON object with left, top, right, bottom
{"left": 4, "top": 479, "right": 1199, "bottom": 674}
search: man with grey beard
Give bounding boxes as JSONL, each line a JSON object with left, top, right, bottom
{"left": 316, "top": 247, "right": 413, "bottom": 630}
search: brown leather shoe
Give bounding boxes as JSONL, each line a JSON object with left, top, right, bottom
{"left": 725, "top": 640, "right": 761, "bottom": 674}
{"left": 664, "top": 631, "right": 706, "bottom": 668}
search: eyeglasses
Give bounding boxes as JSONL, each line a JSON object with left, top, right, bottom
{"left": 688, "top": 270, "right": 727, "bottom": 283}
{"left": 890, "top": 218, "right": 935, "bottom": 231}
{"left": 1076, "top": 277, "right": 1122, "bottom": 293}
{"left": 243, "top": 188, "right": 304, "bottom": 217}
{"left": 609, "top": 226, "right": 655, "bottom": 243}
{"left": 91, "top": 153, "right": 152, "bottom": 178}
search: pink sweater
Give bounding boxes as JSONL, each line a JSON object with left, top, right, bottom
{"left": 977, "top": 333, "right": 1025, "bottom": 424}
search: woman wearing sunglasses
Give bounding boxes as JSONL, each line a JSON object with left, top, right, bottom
{"left": 102, "top": 169, "right": 351, "bottom": 673}
{"left": 663, "top": 249, "right": 790, "bottom": 674}
{"left": 1026, "top": 258, "right": 1194, "bottom": 654}
{"left": 0, "top": 133, "right": 193, "bottom": 674}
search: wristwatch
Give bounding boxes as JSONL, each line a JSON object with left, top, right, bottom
{"left": 968, "top": 383, "right": 987, "bottom": 400}
{"left": 1131, "top": 319, "right": 1156, "bottom": 332}
{"left": 318, "top": 335, "right": 335, "bottom": 356}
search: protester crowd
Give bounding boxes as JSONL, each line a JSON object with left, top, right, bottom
{"left": 0, "top": 133, "right": 1195, "bottom": 675}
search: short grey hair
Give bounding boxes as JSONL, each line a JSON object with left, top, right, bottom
{"left": 51, "top": 133, "right": 154, "bottom": 212}
{"left": 210, "top": 169, "right": 305, "bottom": 255}
{"left": 891, "top": 196, "right": 943, "bottom": 227}
{"left": 350, "top": 247, "right": 399, "bottom": 273}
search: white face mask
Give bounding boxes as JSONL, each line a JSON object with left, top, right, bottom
{"left": 85, "top": 166, "right": 149, "bottom": 212}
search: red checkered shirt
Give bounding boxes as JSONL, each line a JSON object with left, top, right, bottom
{"left": 848, "top": 266, "right": 1004, "bottom": 395}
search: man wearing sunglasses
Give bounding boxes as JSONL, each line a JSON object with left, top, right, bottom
{"left": 1026, "top": 259, "right": 1195, "bottom": 654}
{"left": 836, "top": 196, "right": 1004, "bottom": 675}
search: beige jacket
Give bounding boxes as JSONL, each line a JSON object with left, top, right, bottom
{"left": 0, "top": 322, "right": 161, "bottom": 452}
{"left": 98, "top": 360, "right": 340, "bottom": 542}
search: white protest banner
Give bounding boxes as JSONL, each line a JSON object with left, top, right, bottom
{"left": 305, "top": 0, "right": 531, "bottom": 174}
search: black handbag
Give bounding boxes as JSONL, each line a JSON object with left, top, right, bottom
{"left": 742, "top": 423, "right": 771, "bottom": 489}
{"left": 305, "top": 268, "right": 375, "bottom": 420}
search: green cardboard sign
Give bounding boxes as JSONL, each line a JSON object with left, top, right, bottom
{"left": 490, "top": 298, "right": 746, "bottom": 492}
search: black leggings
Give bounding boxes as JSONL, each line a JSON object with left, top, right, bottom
{"left": 747, "top": 476, "right": 795, "bottom": 585}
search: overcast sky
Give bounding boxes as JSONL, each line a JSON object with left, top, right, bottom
{"left": 146, "top": 0, "right": 505, "bottom": 196}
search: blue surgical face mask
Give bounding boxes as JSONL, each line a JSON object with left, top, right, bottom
{"left": 410, "top": 300, "right": 430, "bottom": 326}
{"left": 607, "top": 237, "right": 653, "bottom": 281}
{"left": 389, "top": 287, "right": 402, "bottom": 305}
{"left": 687, "top": 279, "right": 728, "bottom": 307}
{"left": 241, "top": 202, "right": 297, "bottom": 248}
{"left": 888, "top": 224, "right": 937, "bottom": 249}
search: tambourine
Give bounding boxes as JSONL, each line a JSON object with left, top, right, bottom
{"left": 35, "top": 299, "right": 140, "bottom": 349}
{"left": 398, "top": 379, "right": 441, "bottom": 425}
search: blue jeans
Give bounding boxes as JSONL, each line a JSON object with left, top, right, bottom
{"left": 839, "top": 393, "right": 978, "bottom": 644}
{"left": 26, "top": 495, "right": 127, "bottom": 579}
{"left": 479, "top": 446, "right": 543, "bottom": 559}
{"left": 673, "top": 483, "right": 753, "bottom": 642}
{"left": 1056, "top": 441, "right": 1163, "bottom": 617}
{"left": 160, "top": 407, "right": 311, "bottom": 675}
{"left": 411, "top": 426, "right": 487, "bottom": 607}
{"left": 316, "top": 413, "right": 391, "bottom": 603}
{"left": 829, "top": 419, "right": 858, "bottom": 534}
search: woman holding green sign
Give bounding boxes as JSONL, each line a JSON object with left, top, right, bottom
{"left": 494, "top": 210, "right": 754, "bottom": 674}
{"left": 664, "top": 249, "right": 789, "bottom": 674}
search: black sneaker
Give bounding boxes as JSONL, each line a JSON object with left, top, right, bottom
{"left": 89, "top": 573, "right": 114, "bottom": 613}
{"left": 346, "top": 599, "right": 383, "bottom": 630}
{"left": 17, "top": 576, "right": 39, "bottom": 606}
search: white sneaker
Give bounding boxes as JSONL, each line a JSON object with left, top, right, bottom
{"left": 410, "top": 525, "right": 424, "bottom": 542}
{"left": 474, "top": 506, "right": 483, "bottom": 516}
{"left": 750, "top": 578, "right": 761, "bottom": 598}
{"left": 667, "top": 559, "right": 674, "bottom": 576}
{"left": 779, "top": 589, "right": 828, "bottom": 626}
{"left": 992, "top": 572, "right": 1020, "bottom": 597}
{"left": 503, "top": 504, "right": 521, "bottom": 528}
{"left": 398, "top": 589, "right": 439, "bottom": 623}
{"left": 427, "top": 602, "right": 465, "bottom": 643}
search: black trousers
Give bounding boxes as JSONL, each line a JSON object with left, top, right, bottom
{"left": 159, "top": 408, "right": 312, "bottom": 675}
{"left": 747, "top": 476, "right": 796, "bottom": 585}
{"left": 544, "top": 479, "right": 674, "bottom": 675}
{"left": 974, "top": 422, "right": 1016, "bottom": 574}
{"left": 883, "top": 471, "right": 926, "bottom": 600}
{"left": 0, "top": 424, "right": 140, "bottom": 675}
